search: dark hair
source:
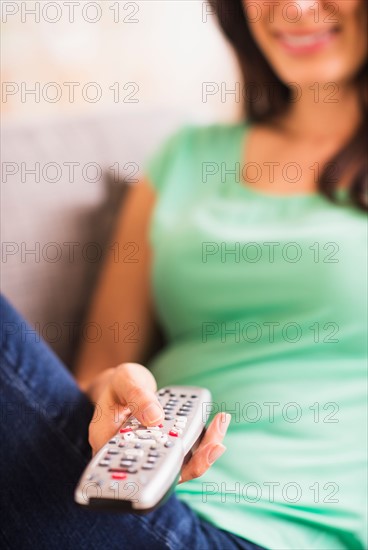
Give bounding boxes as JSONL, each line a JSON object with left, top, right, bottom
{"left": 208, "top": 0, "right": 367, "bottom": 210}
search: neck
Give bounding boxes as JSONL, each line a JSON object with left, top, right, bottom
{"left": 281, "top": 82, "right": 361, "bottom": 142}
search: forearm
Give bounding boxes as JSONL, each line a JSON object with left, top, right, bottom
{"left": 73, "top": 178, "right": 159, "bottom": 392}
{"left": 74, "top": 317, "right": 158, "bottom": 392}
{"left": 73, "top": 300, "right": 160, "bottom": 393}
{"left": 73, "top": 339, "right": 118, "bottom": 394}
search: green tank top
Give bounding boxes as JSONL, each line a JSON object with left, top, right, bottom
{"left": 144, "top": 123, "right": 367, "bottom": 550}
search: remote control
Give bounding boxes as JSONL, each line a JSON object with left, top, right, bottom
{"left": 74, "top": 386, "right": 212, "bottom": 513}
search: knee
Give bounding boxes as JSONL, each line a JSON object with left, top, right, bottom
{"left": 0, "top": 294, "right": 38, "bottom": 356}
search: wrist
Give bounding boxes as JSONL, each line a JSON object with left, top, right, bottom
{"left": 77, "top": 367, "right": 115, "bottom": 402}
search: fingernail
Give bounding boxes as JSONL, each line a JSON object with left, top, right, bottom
{"left": 218, "top": 413, "right": 231, "bottom": 435}
{"left": 208, "top": 444, "right": 226, "bottom": 465}
{"left": 142, "top": 402, "right": 163, "bottom": 424}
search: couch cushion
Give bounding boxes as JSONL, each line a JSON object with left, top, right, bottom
{"left": 1, "top": 110, "right": 187, "bottom": 366}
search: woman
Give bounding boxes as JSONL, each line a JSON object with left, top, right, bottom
{"left": 1, "top": 0, "right": 366, "bottom": 548}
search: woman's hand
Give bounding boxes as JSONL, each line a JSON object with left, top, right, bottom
{"left": 86, "top": 363, "right": 231, "bottom": 484}
{"left": 178, "top": 409, "right": 230, "bottom": 484}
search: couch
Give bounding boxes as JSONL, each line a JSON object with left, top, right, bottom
{"left": 1, "top": 109, "right": 189, "bottom": 367}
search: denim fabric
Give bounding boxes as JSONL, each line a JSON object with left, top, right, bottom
{"left": 0, "top": 295, "right": 266, "bottom": 550}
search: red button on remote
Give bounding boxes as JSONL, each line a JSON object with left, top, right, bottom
{"left": 169, "top": 430, "right": 179, "bottom": 437}
{"left": 111, "top": 473, "right": 127, "bottom": 480}
{"left": 120, "top": 427, "right": 132, "bottom": 433}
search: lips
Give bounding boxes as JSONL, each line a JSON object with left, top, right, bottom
{"left": 275, "top": 27, "right": 339, "bottom": 54}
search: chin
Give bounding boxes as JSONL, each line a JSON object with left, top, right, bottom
{"left": 273, "top": 62, "right": 354, "bottom": 90}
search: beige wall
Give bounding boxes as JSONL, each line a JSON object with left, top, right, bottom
{"left": 1, "top": 0, "right": 241, "bottom": 123}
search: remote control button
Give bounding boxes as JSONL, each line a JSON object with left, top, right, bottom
{"left": 150, "top": 431, "right": 164, "bottom": 441}
{"left": 138, "top": 433, "right": 155, "bottom": 440}
{"left": 165, "top": 441, "right": 174, "bottom": 448}
{"left": 123, "top": 451, "right": 139, "bottom": 458}
{"left": 147, "top": 457, "right": 157, "bottom": 463}
{"left": 123, "top": 432, "right": 137, "bottom": 441}
{"left": 170, "top": 392, "right": 176, "bottom": 397}
{"left": 134, "top": 442, "right": 142, "bottom": 448}
{"left": 107, "top": 448, "right": 119, "bottom": 454}
{"left": 148, "top": 450, "right": 159, "bottom": 457}
{"left": 120, "top": 460, "right": 134, "bottom": 467}
{"left": 99, "top": 460, "right": 110, "bottom": 467}
{"left": 158, "top": 390, "right": 166, "bottom": 396}
{"left": 165, "top": 416, "right": 173, "bottom": 421}
{"left": 120, "top": 427, "right": 133, "bottom": 433}
{"left": 176, "top": 416, "right": 187, "bottom": 424}
{"left": 121, "top": 454, "right": 136, "bottom": 461}
{"left": 136, "top": 429, "right": 158, "bottom": 437}
{"left": 174, "top": 418, "right": 186, "bottom": 429}
{"left": 128, "top": 467, "right": 138, "bottom": 474}
{"left": 150, "top": 444, "right": 157, "bottom": 450}
{"left": 108, "top": 439, "right": 117, "bottom": 444}
{"left": 142, "top": 463, "right": 154, "bottom": 470}
{"left": 176, "top": 412, "right": 189, "bottom": 416}
{"left": 123, "top": 449, "right": 144, "bottom": 458}
{"left": 169, "top": 430, "right": 179, "bottom": 437}
{"left": 173, "top": 426, "right": 183, "bottom": 434}
{"left": 111, "top": 473, "right": 127, "bottom": 480}
{"left": 191, "top": 395, "right": 198, "bottom": 398}
{"left": 145, "top": 426, "right": 161, "bottom": 431}
{"left": 138, "top": 437, "right": 156, "bottom": 444}
{"left": 175, "top": 420, "right": 186, "bottom": 427}
{"left": 155, "top": 433, "right": 168, "bottom": 444}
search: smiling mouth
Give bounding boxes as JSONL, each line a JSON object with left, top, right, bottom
{"left": 275, "top": 27, "right": 340, "bottom": 54}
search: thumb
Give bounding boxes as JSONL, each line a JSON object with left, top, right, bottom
{"left": 110, "top": 363, "right": 164, "bottom": 427}
{"left": 88, "top": 363, "right": 164, "bottom": 453}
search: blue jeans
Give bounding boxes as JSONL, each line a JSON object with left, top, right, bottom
{"left": 0, "top": 295, "right": 266, "bottom": 550}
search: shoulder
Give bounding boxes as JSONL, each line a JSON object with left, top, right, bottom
{"left": 163, "top": 122, "right": 247, "bottom": 168}
{"left": 144, "top": 122, "right": 248, "bottom": 193}
{"left": 177, "top": 121, "right": 246, "bottom": 147}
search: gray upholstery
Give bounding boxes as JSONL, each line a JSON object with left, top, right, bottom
{"left": 1, "top": 110, "right": 188, "bottom": 366}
